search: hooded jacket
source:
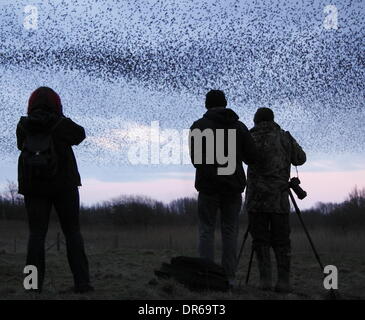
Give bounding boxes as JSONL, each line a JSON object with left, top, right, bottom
{"left": 189, "top": 107, "right": 258, "bottom": 194}
{"left": 16, "top": 109, "right": 85, "bottom": 196}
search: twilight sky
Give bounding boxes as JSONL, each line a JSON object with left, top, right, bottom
{"left": 0, "top": 0, "right": 364, "bottom": 209}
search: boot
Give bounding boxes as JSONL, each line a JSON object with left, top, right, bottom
{"left": 74, "top": 283, "right": 94, "bottom": 294}
{"left": 255, "top": 246, "right": 272, "bottom": 291}
{"left": 274, "top": 246, "right": 292, "bottom": 293}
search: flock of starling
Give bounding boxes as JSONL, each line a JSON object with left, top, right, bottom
{"left": 0, "top": 0, "right": 363, "bottom": 165}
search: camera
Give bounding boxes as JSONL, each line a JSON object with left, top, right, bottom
{"left": 289, "top": 177, "right": 307, "bottom": 200}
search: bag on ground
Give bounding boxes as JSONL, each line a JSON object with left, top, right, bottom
{"left": 155, "top": 256, "right": 229, "bottom": 292}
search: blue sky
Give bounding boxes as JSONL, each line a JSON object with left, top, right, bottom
{"left": 0, "top": 0, "right": 364, "bottom": 208}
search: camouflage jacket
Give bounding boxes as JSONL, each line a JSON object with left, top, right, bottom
{"left": 245, "top": 121, "right": 306, "bottom": 214}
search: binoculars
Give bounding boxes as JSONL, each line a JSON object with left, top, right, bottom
{"left": 289, "top": 177, "right": 307, "bottom": 200}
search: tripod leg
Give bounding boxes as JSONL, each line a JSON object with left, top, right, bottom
{"left": 237, "top": 224, "right": 250, "bottom": 289}
{"left": 245, "top": 246, "right": 255, "bottom": 285}
{"left": 288, "top": 189, "right": 324, "bottom": 271}
{"left": 236, "top": 223, "right": 250, "bottom": 270}
{"left": 288, "top": 190, "right": 339, "bottom": 299}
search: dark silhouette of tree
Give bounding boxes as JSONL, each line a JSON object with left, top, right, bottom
{"left": 1, "top": 182, "right": 364, "bottom": 231}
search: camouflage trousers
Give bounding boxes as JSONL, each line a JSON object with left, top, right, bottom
{"left": 248, "top": 212, "right": 291, "bottom": 250}
{"left": 197, "top": 192, "right": 242, "bottom": 279}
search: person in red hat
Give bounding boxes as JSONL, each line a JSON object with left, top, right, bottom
{"left": 16, "top": 87, "right": 93, "bottom": 293}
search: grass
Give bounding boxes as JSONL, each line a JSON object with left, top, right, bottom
{"left": 0, "top": 220, "right": 364, "bottom": 300}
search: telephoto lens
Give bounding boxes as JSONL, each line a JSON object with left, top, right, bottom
{"left": 289, "top": 177, "right": 307, "bottom": 200}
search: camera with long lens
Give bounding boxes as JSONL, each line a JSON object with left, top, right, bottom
{"left": 289, "top": 177, "right": 307, "bottom": 200}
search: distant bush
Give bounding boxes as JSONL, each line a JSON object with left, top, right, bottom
{"left": 1, "top": 181, "right": 364, "bottom": 230}
{"left": 290, "top": 186, "right": 365, "bottom": 232}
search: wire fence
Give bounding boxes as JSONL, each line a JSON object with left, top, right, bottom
{"left": 9, "top": 232, "right": 66, "bottom": 254}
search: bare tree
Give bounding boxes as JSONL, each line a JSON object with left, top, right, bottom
{"left": 347, "top": 186, "right": 365, "bottom": 207}
{"left": 4, "top": 180, "right": 22, "bottom": 206}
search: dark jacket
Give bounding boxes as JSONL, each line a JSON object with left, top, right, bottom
{"left": 245, "top": 121, "right": 306, "bottom": 214}
{"left": 189, "top": 107, "right": 258, "bottom": 194}
{"left": 16, "top": 110, "right": 85, "bottom": 196}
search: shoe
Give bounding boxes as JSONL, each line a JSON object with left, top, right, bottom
{"left": 228, "top": 278, "right": 238, "bottom": 290}
{"left": 255, "top": 246, "right": 272, "bottom": 291}
{"left": 74, "top": 284, "right": 95, "bottom": 294}
{"left": 273, "top": 247, "right": 292, "bottom": 293}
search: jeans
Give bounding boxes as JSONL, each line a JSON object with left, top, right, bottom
{"left": 24, "top": 188, "right": 90, "bottom": 289}
{"left": 197, "top": 192, "right": 242, "bottom": 278}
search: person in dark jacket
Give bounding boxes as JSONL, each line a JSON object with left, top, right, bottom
{"left": 245, "top": 107, "right": 306, "bottom": 293}
{"left": 189, "top": 90, "right": 257, "bottom": 286}
{"left": 16, "top": 87, "right": 93, "bottom": 293}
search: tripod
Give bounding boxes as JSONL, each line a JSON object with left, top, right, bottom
{"left": 236, "top": 222, "right": 254, "bottom": 287}
{"left": 288, "top": 189, "right": 325, "bottom": 271}
{"left": 237, "top": 189, "right": 334, "bottom": 295}
{"left": 288, "top": 189, "right": 336, "bottom": 299}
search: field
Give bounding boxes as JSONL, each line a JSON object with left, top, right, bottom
{"left": 0, "top": 220, "right": 364, "bottom": 300}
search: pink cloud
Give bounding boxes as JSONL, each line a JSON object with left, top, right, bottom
{"left": 79, "top": 170, "right": 365, "bottom": 209}
{"left": 79, "top": 178, "right": 197, "bottom": 205}
{"left": 297, "top": 170, "right": 365, "bottom": 208}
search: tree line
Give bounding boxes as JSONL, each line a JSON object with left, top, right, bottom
{"left": 1, "top": 181, "right": 364, "bottom": 232}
